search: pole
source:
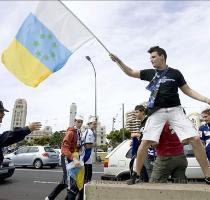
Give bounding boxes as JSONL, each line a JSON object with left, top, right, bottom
{"left": 85, "top": 56, "right": 98, "bottom": 162}
{"left": 112, "top": 117, "right": 115, "bottom": 131}
{"left": 59, "top": 1, "right": 110, "bottom": 54}
{"left": 122, "top": 103, "right": 125, "bottom": 141}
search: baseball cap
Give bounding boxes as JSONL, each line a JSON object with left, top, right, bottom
{"left": 88, "top": 116, "right": 97, "bottom": 124}
{"left": 0, "top": 101, "right": 9, "bottom": 112}
{"left": 75, "top": 115, "right": 84, "bottom": 121}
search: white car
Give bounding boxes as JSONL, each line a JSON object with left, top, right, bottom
{"left": 101, "top": 140, "right": 205, "bottom": 181}
{"left": 54, "top": 149, "right": 61, "bottom": 166}
{"left": 5, "top": 146, "right": 59, "bottom": 169}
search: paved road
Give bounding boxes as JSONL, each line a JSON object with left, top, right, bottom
{"left": 0, "top": 163, "right": 104, "bottom": 200}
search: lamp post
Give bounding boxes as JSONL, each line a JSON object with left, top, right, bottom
{"left": 85, "top": 56, "right": 98, "bottom": 161}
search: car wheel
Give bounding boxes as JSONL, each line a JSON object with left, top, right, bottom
{"left": 117, "top": 173, "right": 130, "bottom": 181}
{"left": 7, "top": 169, "right": 15, "bottom": 177}
{"left": 33, "top": 159, "right": 43, "bottom": 169}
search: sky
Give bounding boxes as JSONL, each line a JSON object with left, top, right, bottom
{"left": 0, "top": 1, "right": 210, "bottom": 134}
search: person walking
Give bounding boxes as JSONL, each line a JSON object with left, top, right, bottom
{"left": 80, "top": 116, "right": 97, "bottom": 183}
{"left": 76, "top": 116, "right": 97, "bottom": 200}
{"left": 45, "top": 115, "right": 84, "bottom": 200}
{"left": 110, "top": 46, "right": 210, "bottom": 184}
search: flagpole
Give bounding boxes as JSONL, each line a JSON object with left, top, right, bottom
{"left": 59, "top": 0, "right": 111, "bottom": 54}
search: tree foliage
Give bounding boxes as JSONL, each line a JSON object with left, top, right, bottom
{"left": 23, "top": 130, "right": 66, "bottom": 147}
{"left": 106, "top": 128, "right": 130, "bottom": 147}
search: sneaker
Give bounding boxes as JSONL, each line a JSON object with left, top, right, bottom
{"left": 126, "top": 173, "right": 141, "bottom": 185}
{"left": 205, "top": 177, "right": 210, "bottom": 184}
{"left": 45, "top": 197, "right": 49, "bottom": 200}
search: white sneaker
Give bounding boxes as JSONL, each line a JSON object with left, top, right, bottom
{"left": 45, "top": 197, "right": 49, "bottom": 200}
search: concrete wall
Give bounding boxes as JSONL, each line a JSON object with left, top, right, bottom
{"left": 85, "top": 180, "right": 210, "bottom": 200}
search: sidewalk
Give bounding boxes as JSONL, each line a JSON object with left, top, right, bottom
{"left": 84, "top": 180, "right": 210, "bottom": 200}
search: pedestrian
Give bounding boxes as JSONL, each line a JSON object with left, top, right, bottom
{"left": 0, "top": 100, "right": 41, "bottom": 165}
{"left": 127, "top": 104, "right": 155, "bottom": 184}
{"left": 75, "top": 116, "right": 96, "bottom": 200}
{"left": 45, "top": 115, "right": 84, "bottom": 200}
{"left": 110, "top": 46, "right": 210, "bottom": 184}
{"left": 80, "top": 116, "right": 97, "bottom": 183}
{"left": 199, "top": 109, "right": 210, "bottom": 162}
{"left": 150, "top": 122, "right": 188, "bottom": 183}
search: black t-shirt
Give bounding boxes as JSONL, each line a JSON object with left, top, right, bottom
{"left": 140, "top": 67, "right": 186, "bottom": 108}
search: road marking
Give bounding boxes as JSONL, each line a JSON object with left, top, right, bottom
{"left": 16, "top": 168, "right": 63, "bottom": 173}
{"left": 34, "top": 180, "right": 59, "bottom": 184}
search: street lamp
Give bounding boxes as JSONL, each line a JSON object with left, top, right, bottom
{"left": 85, "top": 56, "right": 98, "bottom": 161}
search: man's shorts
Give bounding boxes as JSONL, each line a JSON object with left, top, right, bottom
{"left": 142, "top": 106, "right": 198, "bottom": 143}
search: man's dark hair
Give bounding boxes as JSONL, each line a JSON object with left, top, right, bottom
{"left": 201, "top": 109, "right": 210, "bottom": 116}
{"left": 135, "top": 105, "right": 147, "bottom": 114}
{"left": 148, "top": 46, "right": 167, "bottom": 61}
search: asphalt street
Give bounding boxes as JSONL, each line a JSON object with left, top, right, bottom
{"left": 0, "top": 163, "right": 104, "bottom": 200}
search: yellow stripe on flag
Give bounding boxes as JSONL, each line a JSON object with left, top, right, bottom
{"left": 1, "top": 39, "right": 52, "bottom": 87}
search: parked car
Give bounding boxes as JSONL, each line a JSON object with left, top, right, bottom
{"left": 0, "top": 157, "right": 15, "bottom": 181}
{"left": 54, "top": 149, "right": 61, "bottom": 166}
{"left": 96, "top": 149, "right": 107, "bottom": 162}
{"left": 4, "top": 146, "right": 59, "bottom": 169}
{"left": 101, "top": 139, "right": 206, "bottom": 181}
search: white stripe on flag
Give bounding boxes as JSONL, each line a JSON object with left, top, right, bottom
{"left": 35, "top": 1, "right": 94, "bottom": 52}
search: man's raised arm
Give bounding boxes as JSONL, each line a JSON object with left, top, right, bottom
{"left": 110, "top": 53, "right": 140, "bottom": 78}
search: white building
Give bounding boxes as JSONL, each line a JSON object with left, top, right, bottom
{"left": 25, "top": 126, "right": 53, "bottom": 140}
{"left": 69, "top": 103, "right": 77, "bottom": 127}
{"left": 125, "top": 110, "right": 141, "bottom": 133}
{"left": 11, "top": 98, "right": 27, "bottom": 130}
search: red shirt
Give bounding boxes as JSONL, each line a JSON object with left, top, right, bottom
{"left": 156, "top": 123, "right": 184, "bottom": 156}
{"left": 61, "top": 127, "right": 78, "bottom": 160}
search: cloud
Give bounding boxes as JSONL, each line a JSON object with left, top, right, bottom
{"left": 0, "top": 1, "right": 210, "bottom": 133}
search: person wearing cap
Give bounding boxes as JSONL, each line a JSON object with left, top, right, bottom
{"left": 76, "top": 116, "right": 96, "bottom": 200}
{"left": 80, "top": 116, "right": 97, "bottom": 183}
{"left": 45, "top": 115, "right": 84, "bottom": 200}
{"left": 0, "top": 101, "right": 41, "bottom": 165}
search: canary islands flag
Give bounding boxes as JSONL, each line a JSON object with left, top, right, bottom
{"left": 1, "top": 1, "right": 94, "bottom": 87}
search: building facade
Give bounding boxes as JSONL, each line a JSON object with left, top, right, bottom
{"left": 11, "top": 98, "right": 27, "bottom": 130}
{"left": 25, "top": 126, "right": 53, "bottom": 140}
{"left": 125, "top": 110, "right": 141, "bottom": 133}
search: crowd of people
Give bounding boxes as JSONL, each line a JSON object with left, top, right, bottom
{"left": 1, "top": 46, "right": 210, "bottom": 199}
{"left": 45, "top": 115, "right": 97, "bottom": 200}
{"left": 0, "top": 100, "right": 97, "bottom": 200}
{"left": 110, "top": 46, "right": 210, "bottom": 185}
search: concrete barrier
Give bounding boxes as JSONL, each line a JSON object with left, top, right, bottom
{"left": 84, "top": 180, "right": 210, "bottom": 200}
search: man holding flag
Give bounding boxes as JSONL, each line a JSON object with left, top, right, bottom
{"left": 110, "top": 46, "right": 210, "bottom": 184}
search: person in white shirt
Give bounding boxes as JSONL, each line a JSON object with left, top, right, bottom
{"left": 80, "top": 117, "right": 97, "bottom": 183}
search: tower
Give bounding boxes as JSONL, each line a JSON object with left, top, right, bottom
{"left": 69, "top": 103, "right": 77, "bottom": 127}
{"left": 11, "top": 98, "right": 27, "bottom": 130}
